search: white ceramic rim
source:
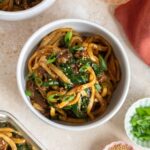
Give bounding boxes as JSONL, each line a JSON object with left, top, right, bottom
{"left": 124, "top": 98, "right": 150, "bottom": 148}
{"left": 17, "top": 19, "right": 130, "bottom": 131}
{"left": 0, "top": 0, "right": 55, "bottom": 21}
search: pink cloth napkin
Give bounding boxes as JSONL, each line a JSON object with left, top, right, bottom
{"left": 114, "top": 0, "right": 150, "bottom": 65}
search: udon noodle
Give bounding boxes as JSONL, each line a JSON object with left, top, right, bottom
{"left": 26, "top": 28, "right": 121, "bottom": 124}
{"left": 0, "top": 0, "right": 42, "bottom": 11}
{"left": 0, "top": 122, "right": 36, "bottom": 150}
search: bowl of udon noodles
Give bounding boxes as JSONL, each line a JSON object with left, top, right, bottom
{"left": 17, "top": 19, "right": 130, "bottom": 130}
{"left": 0, "top": 0, "right": 55, "bottom": 21}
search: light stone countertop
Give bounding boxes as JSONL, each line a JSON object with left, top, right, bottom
{"left": 0, "top": 0, "right": 150, "bottom": 150}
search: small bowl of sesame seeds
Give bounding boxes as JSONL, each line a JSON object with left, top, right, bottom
{"left": 103, "top": 141, "right": 134, "bottom": 150}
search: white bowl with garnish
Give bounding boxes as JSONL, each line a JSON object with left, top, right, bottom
{"left": 17, "top": 19, "right": 130, "bottom": 130}
{"left": 125, "top": 98, "right": 150, "bottom": 148}
{"left": 0, "top": 0, "right": 55, "bottom": 21}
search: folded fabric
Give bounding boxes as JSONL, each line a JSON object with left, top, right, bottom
{"left": 114, "top": 0, "right": 150, "bottom": 65}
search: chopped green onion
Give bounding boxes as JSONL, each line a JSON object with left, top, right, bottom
{"left": 35, "top": 77, "right": 43, "bottom": 86}
{"left": 72, "top": 96, "right": 89, "bottom": 118}
{"left": 63, "top": 94, "right": 75, "bottom": 102}
{"left": 84, "top": 88, "right": 89, "bottom": 93}
{"left": 80, "top": 96, "right": 89, "bottom": 112}
{"left": 63, "top": 83, "right": 73, "bottom": 90}
{"left": 70, "top": 73, "right": 89, "bottom": 84}
{"left": 99, "top": 55, "right": 107, "bottom": 71}
{"left": 70, "top": 45, "right": 84, "bottom": 52}
{"left": 25, "top": 90, "right": 32, "bottom": 97}
{"left": 80, "top": 75, "right": 88, "bottom": 84}
{"left": 77, "top": 58, "right": 91, "bottom": 66}
{"left": 130, "top": 106, "right": 150, "bottom": 141}
{"left": 79, "top": 64, "right": 90, "bottom": 73}
{"left": 92, "top": 63, "right": 102, "bottom": 75}
{"left": 63, "top": 105, "right": 72, "bottom": 110}
{"left": 94, "top": 83, "right": 102, "bottom": 92}
{"left": 26, "top": 73, "right": 35, "bottom": 81}
{"left": 43, "top": 80, "right": 59, "bottom": 87}
{"left": 47, "top": 53, "right": 57, "bottom": 64}
{"left": 136, "top": 107, "right": 150, "bottom": 116}
{"left": 47, "top": 94, "right": 61, "bottom": 102}
{"left": 64, "top": 31, "right": 72, "bottom": 47}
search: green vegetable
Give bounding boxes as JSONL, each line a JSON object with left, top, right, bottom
{"left": 47, "top": 53, "right": 57, "bottom": 64}
{"left": 35, "top": 77, "right": 43, "bottom": 86}
{"left": 17, "top": 143, "right": 32, "bottom": 150}
{"left": 25, "top": 90, "right": 32, "bottom": 97}
{"left": 70, "top": 45, "right": 84, "bottom": 53}
{"left": 72, "top": 96, "right": 89, "bottom": 118}
{"left": 63, "top": 105, "right": 72, "bottom": 110}
{"left": 63, "top": 96, "right": 89, "bottom": 118}
{"left": 47, "top": 94, "right": 62, "bottom": 102}
{"left": 60, "top": 63, "right": 74, "bottom": 76}
{"left": 62, "top": 83, "right": 73, "bottom": 90}
{"left": 80, "top": 96, "right": 89, "bottom": 112}
{"left": 63, "top": 94, "right": 75, "bottom": 102}
{"left": 92, "top": 63, "right": 102, "bottom": 75}
{"left": 64, "top": 31, "right": 72, "bottom": 47}
{"left": 84, "top": 88, "right": 89, "bottom": 93}
{"left": 130, "top": 107, "right": 150, "bottom": 141}
{"left": 94, "top": 83, "right": 102, "bottom": 92}
{"left": 78, "top": 58, "right": 104, "bottom": 75}
{"left": 79, "top": 64, "right": 90, "bottom": 73}
{"left": 26, "top": 73, "right": 35, "bottom": 81}
{"left": 43, "top": 80, "right": 59, "bottom": 87}
{"left": 26, "top": 73, "right": 43, "bottom": 87}
{"left": 60, "top": 62, "right": 89, "bottom": 85}
{"left": 70, "top": 73, "right": 89, "bottom": 84}
{"left": 77, "top": 58, "right": 91, "bottom": 66}
{"left": 72, "top": 104, "right": 84, "bottom": 118}
{"left": 99, "top": 55, "right": 107, "bottom": 71}
{"left": 136, "top": 107, "right": 150, "bottom": 116}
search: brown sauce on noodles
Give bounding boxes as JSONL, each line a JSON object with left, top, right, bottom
{"left": 0, "top": 122, "right": 36, "bottom": 150}
{"left": 0, "top": 0, "right": 42, "bottom": 11}
{"left": 25, "top": 28, "right": 121, "bottom": 124}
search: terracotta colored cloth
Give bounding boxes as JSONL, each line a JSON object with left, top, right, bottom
{"left": 115, "top": 0, "right": 150, "bottom": 65}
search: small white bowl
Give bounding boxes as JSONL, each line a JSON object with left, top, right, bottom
{"left": 0, "top": 0, "right": 55, "bottom": 21}
{"left": 125, "top": 98, "right": 150, "bottom": 148}
{"left": 17, "top": 19, "right": 130, "bottom": 130}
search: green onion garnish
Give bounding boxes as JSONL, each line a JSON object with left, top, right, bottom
{"left": 26, "top": 73, "right": 35, "bottom": 81}
{"left": 47, "top": 94, "right": 61, "bottom": 102}
{"left": 70, "top": 45, "right": 84, "bottom": 53}
{"left": 79, "top": 64, "right": 90, "bottom": 73}
{"left": 94, "top": 83, "right": 102, "bottom": 92}
{"left": 99, "top": 55, "right": 107, "bottom": 71}
{"left": 63, "top": 94, "right": 75, "bottom": 102}
{"left": 35, "top": 77, "right": 43, "bottom": 86}
{"left": 130, "top": 107, "right": 150, "bottom": 141}
{"left": 25, "top": 90, "right": 32, "bottom": 97}
{"left": 64, "top": 31, "right": 72, "bottom": 47}
{"left": 43, "top": 80, "right": 59, "bottom": 87}
{"left": 47, "top": 53, "right": 57, "bottom": 64}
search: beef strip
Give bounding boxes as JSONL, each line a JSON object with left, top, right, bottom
{"left": 26, "top": 80, "right": 48, "bottom": 110}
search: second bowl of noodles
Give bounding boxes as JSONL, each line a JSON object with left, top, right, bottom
{"left": 0, "top": 0, "right": 55, "bottom": 21}
{"left": 17, "top": 19, "right": 130, "bottom": 130}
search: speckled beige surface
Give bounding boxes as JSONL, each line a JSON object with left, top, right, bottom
{"left": 0, "top": 0, "right": 150, "bottom": 150}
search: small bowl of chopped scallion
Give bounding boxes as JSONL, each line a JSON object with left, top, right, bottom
{"left": 125, "top": 98, "right": 150, "bottom": 148}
